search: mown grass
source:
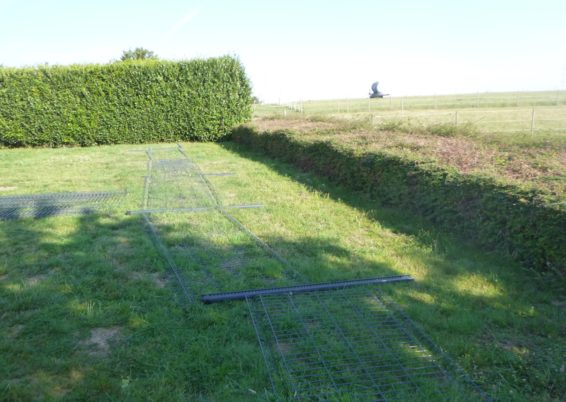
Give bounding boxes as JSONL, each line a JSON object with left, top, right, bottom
{"left": 254, "top": 91, "right": 566, "bottom": 137}
{"left": 1, "top": 142, "right": 565, "bottom": 401}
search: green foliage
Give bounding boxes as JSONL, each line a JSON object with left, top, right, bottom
{"left": 232, "top": 126, "right": 566, "bottom": 274}
{"left": 120, "top": 47, "right": 158, "bottom": 61}
{"left": 0, "top": 57, "right": 252, "bottom": 147}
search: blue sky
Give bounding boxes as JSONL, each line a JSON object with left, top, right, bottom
{"left": 1, "top": 0, "right": 565, "bottom": 102}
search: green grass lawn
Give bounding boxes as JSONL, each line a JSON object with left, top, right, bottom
{"left": 1, "top": 142, "right": 564, "bottom": 401}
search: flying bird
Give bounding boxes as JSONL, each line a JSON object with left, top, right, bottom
{"left": 369, "top": 81, "right": 389, "bottom": 98}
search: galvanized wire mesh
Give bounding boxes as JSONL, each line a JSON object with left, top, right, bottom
{"left": 0, "top": 190, "right": 125, "bottom": 220}
{"left": 139, "top": 145, "right": 489, "bottom": 400}
{"left": 247, "top": 286, "right": 488, "bottom": 401}
{"left": 140, "top": 146, "right": 284, "bottom": 296}
{"left": 146, "top": 151, "right": 216, "bottom": 210}
{"left": 147, "top": 167, "right": 217, "bottom": 210}
{"left": 147, "top": 211, "right": 283, "bottom": 296}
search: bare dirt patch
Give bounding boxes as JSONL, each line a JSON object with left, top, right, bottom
{"left": 25, "top": 274, "right": 49, "bottom": 286}
{"left": 276, "top": 342, "right": 293, "bottom": 355}
{"left": 129, "top": 271, "right": 167, "bottom": 288}
{"left": 220, "top": 248, "right": 246, "bottom": 272}
{"left": 8, "top": 324, "right": 24, "bottom": 339}
{"left": 80, "top": 326, "right": 121, "bottom": 357}
{"left": 0, "top": 186, "right": 17, "bottom": 192}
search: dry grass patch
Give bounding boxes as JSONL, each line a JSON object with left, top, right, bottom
{"left": 128, "top": 271, "right": 167, "bottom": 288}
{"left": 79, "top": 327, "right": 122, "bottom": 357}
{"left": 249, "top": 118, "right": 566, "bottom": 196}
{"left": 252, "top": 118, "right": 335, "bottom": 133}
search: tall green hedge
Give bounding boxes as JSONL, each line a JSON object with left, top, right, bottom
{"left": 232, "top": 126, "right": 566, "bottom": 274}
{"left": 0, "top": 56, "right": 252, "bottom": 146}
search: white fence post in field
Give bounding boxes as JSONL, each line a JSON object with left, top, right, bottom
{"left": 454, "top": 111, "right": 459, "bottom": 127}
{"left": 530, "top": 108, "right": 535, "bottom": 135}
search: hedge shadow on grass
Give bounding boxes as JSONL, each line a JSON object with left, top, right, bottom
{"left": 219, "top": 140, "right": 566, "bottom": 401}
{"left": 227, "top": 127, "right": 566, "bottom": 275}
{"left": 0, "top": 206, "right": 509, "bottom": 400}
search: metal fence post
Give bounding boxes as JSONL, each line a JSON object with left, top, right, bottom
{"left": 454, "top": 111, "right": 458, "bottom": 127}
{"left": 530, "top": 108, "right": 535, "bottom": 135}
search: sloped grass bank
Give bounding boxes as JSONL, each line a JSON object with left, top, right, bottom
{"left": 231, "top": 126, "right": 566, "bottom": 274}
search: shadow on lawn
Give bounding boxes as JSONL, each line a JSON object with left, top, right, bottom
{"left": 0, "top": 211, "right": 401, "bottom": 400}
{"left": 0, "top": 139, "right": 564, "bottom": 400}
{"left": 218, "top": 141, "right": 566, "bottom": 401}
{"left": 0, "top": 208, "right": 497, "bottom": 401}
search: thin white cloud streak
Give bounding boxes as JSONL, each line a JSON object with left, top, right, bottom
{"left": 169, "top": 9, "right": 200, "bottom": 33}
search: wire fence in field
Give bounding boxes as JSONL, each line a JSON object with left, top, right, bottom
{"left": 254, "top": 91, "right": 566, "bottom": 135}
{"left": 369, "top": 107, "right": 566, "bottom": 134}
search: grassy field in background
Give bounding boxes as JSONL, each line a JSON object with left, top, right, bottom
{"left": 251, "top": 91, "right": 566, "bottom": 201}
{"left": 0, "top": 142, "right": 564, "bottom": 400}
{"left": 254, "top": 91, "right": 566, "bottom": 136}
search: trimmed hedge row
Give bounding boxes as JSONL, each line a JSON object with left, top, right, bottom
{"left": 0, "top": 56, "right": 252, "bottom": 147}
{"left": 232, "top": 126, "right": 566, "bottom": 274}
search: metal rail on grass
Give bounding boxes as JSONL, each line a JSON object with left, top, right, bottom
{"left": 201, "top": 275, "right": 414, "bottom": 303}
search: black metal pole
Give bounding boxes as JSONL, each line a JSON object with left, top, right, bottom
{"left": 201, "top": 275, "right": 413, "bottom": 303}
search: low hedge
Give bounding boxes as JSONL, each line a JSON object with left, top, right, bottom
{"left": 0, "top": 56, "right": 252, "bottom": 147}
{"left": 232, "top": 126, "right": 566, "bottom": 274}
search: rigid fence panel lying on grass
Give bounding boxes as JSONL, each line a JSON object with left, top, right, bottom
{"left": 0, "top": 190, "right": 125, "bottom": 220}
{"left": 133, "top": 144, "right": 490, "bottom": 400}
{"left": 246, "top": 286, "right": 488, "bottom": 401}
{"left": 133, "top": 145, "right": 275, "bottom": 299}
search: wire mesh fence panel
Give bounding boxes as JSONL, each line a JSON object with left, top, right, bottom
{"left": 146, "top": 149, "right": 217, "bottom": 210}
{"left": 148, "top": 211, "right": 286, "bottom": 296}
{"left": 137, "top": 146, "right": 288, "bottom": 301}
{"left": 0, "top": 190, "right": 125, "bottom": 220}
{"left": 247, "top": 286, "right": 488, "bottom": 401}
{"left": 147, "top": 168, "right": 217, "bottom": 210}
{"left": 138, "top": 145, "right": 490, "bottom": 401}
